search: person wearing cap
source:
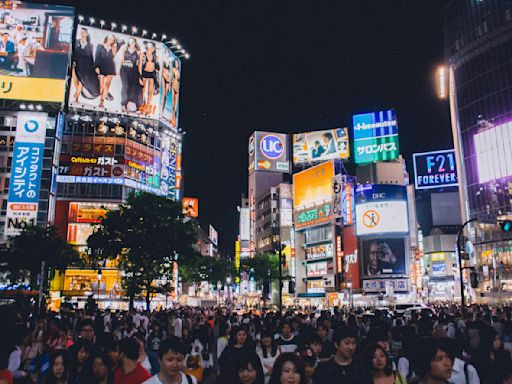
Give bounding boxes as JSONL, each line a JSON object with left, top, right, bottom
{"left": 312, "top": 326, "right": 366, "bottom": 383}
{"left": 16, "top": 33, "right": 43, "bottom": 76}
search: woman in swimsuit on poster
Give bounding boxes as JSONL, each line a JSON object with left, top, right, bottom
{"left": 169, "top": 58, "right": 180, "bottom": 128}
{"left": 94, "top": 34, "right": 117, "bottom": 108}
{"left": 141, "top": 41, "right": 160, "bottom": 116}
{"left": 161, "top": 49, "right": 171, "bottom": 116}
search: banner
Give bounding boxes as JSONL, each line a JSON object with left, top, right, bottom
{"left": 360, "top": 238, "right": 406, "bottom": 277}
{"left": 293, "top": 128, "right": 349, "bottom": 164}
{"left": 4, "top": 112, "right": 48, "bottom": 237}
{"left": 0, "top": 2, "right": 75, "bottom": 102}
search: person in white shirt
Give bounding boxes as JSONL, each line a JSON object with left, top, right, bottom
{"left": 143, "top": 337, "right": 197, "bottom": 384}
{"left": 443, "top": 337, "right": 480, "bottom": 384}
{"left": 173, "top": 316, "right": 183, "bottom": 339}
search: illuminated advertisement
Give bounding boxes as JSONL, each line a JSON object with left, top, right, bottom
{"left": 293, "top": 128, "right": 349, "bottom": 164}
{"left": 251, "top": 131, "right": 289, "bottom": 173}
{"left": 361, "top": 238, "right": 406, "bottom": 277}
{"left": 474, "top": 122, "right": 512, "bottom": 182}
{"left": 353, "top": 109, "right": 399, "bottom": 164}
{"left": 413, "top": 149, "right": 458, "bottom": 190}
{"left": 69, "top": 25, "right": 181, "bottom": 128}
{"left": 355, "top": 184, "right": 408, "bottom": 236}
{"left": 209, "top": 225, "right": 218, "bottom": 247}
{"left": 296, "top": 204, "right": 332, "bottom": 229}
{"left": 58, "top": 155, "right": 124, "bottom": 178}
{"left": 305, "top": 243, "right": 334, "bottom": 260}
{"left": 67, "top": 223, "right": 95, "bottom": 245}
{"left": 68, "top": 202, "right": 118, "bottom": 224}
{"left": 307, "top": 260, "right": 334, "bottom": 277}
{"left": 342, "top": 181, "right": 355, "bottom": 225}
{"left": 0, "top": 2, "right": 74, "bottom": 102}
{"left": 182, "top": 197, "right": 198, "bottom": 217}
{"left": 362, "top": 278, "right": 408, "bottom": 293}
{"left": 239, "top": 207, "right": 250, "bottom": 241}
{"left": 293, "top": 161, "right": 334, "bottom": 210}
{"left": 160, "top": 134, "right": 179, "bottom": 199}
{"left": 4, "top": 112, "right": 48, "bottom": 238}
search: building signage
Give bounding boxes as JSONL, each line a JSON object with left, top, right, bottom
{"left": 353, "top": 109, "right": 399, "bottom": 164}
{"left": 474, "top": 121, "right": 512, "bottom": 183}
{"left": 342, "top": 181, "right": 355, "bottom": 225}
{"left": 293, "top": 128, "right": 350, "bottom": 165}
{"left": 251, "top": 131, "right": 289, "bottom": 173}
{"left": 296, "top": 204, "right": 332, "bottom": 229}
{"left": 305, "top": 243, "right": 334, "bottom": 260}
{"left": 332, "top": 174, "right": 342, "bottom": 220}
{"left": 4, "top": 112, "right": 48, "bottom": 237}
{"left": 413, "top": 149, "right": 458, "bottom": 190}
{"left": 362, "top": 278, "right": 408, "bottom": 293}
{"left": 182, "top": 197, "right": 199, "bottom": 218}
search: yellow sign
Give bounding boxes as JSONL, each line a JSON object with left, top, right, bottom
{"left": 431, "top": 253, "right": 446, "bottom": 262}
{"left": 0, "top": 75, "right": 67, "bottom": 103}
{"left": 235, "top": 241, "right": 241, "bottom": 269}
{"left": 293, "top": 160, "right": 334, "bottom": 209}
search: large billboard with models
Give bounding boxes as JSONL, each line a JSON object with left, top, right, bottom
{"left": 293, "top": 128, "right": 349, "bottom": 165}
{"left": 69, "top": 25, "right": 181, "bottom": 129}
{"left": 0, "top": 2, "right": 74, "bottom": 102}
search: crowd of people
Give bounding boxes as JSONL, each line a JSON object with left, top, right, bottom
{"left": 1, "top": 302, "right": 512, "bottom": 384}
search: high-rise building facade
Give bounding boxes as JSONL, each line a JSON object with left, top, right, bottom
{"left": 445, "top": 0, "right": 512, "bottom": 297}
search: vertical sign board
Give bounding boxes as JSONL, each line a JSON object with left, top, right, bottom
{"left": 332, "top": 174, "right": 343, "bottom": 220}
{"left": 4, "top": 112, "right": 48, "bottom": 237}
{"left": 353, "top": 109, "right": 399, "bottom": 164}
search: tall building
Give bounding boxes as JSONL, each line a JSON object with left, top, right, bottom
{"left": 445, "top": 0, "right": 512, "bottom": 299}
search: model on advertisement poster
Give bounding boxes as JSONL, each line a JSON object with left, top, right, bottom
{"left": 361, "top": 238, "right": 406, "bottom": 276}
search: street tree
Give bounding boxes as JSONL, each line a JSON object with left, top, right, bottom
{"left": 0, "top": 225, "right": 80, "bottom": 291}
{"left": 87, "top": 192, "right": 198, "bottom": 309}
{"left": 241, "top": 251, "right": 279, "bottom": 288}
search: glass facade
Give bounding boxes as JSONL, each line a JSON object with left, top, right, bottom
{"left": 445, "top": 0, "right": 512, "bottom": 295}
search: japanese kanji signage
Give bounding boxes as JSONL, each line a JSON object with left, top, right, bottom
{"left": 4, "top": 112, "right": 48, "bottom": 238}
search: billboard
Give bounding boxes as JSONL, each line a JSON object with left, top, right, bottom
{"left": 474, "top": 121, "right": 512, "bottom": 183}
{"left": 0, "top": 2, "right": 74, "bottom": 102}
{"left": 209, "top": 225, "right": 218, "bottom": 247}
{"left": 293, "top": 161, "right": 334, "bottom": 210}
{"left": 69, "top": 25, "right": 181, "bottom": 128}
{"left": 361, "top": 238, "right": 406, "bottom": 277}
{"left": 413, "top": 149, "right": 458, "bottom": 190}
{"left": 182, "top": 197, "right": 198, "bottom": 218}
{"left": 362, "top": 278, "right": 408, "bottom": 293}
{"left": 293, "top": 128, "right": 349, "bottom": 164}
{"left": 355, "top": 184, "right": 408, "bottom": 236}
{"left": 68, "top": 202, "right": 118, "bottom": 224}
{"left": 353, "top": 109, "right": 399, "bottom": 164}
{"left": 250, "top": 131, "right": 289, "bottom": 173}
{"left": 4, "top": 112, "right": 48, "bottom": 237}
{"left": 239, "top": 207, "right": 250, "bottom": 241}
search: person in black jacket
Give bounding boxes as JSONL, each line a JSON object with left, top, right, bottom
{"left": 312, "top": 326, "right": 367, "bottom": 384}
{"left": 218, "top": 325, "right": 254, "bottom": 383}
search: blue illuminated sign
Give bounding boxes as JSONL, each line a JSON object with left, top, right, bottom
{"left": 8, "top": 142, "right": 44, "bottom": 203}
{"left": 413, "top": 149, "right": 458, "bottom": 190}
{"left": 352, "top": 109, "right": 399, "bottom": 164}
{"left": 260, "top": 134, "right": 284, "bottom": 159}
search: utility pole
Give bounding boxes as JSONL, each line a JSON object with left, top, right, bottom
{"left": 457, "top": 218, "right": 477, "bottom": 318}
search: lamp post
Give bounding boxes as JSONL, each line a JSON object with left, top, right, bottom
{"left": 226, "top": 276, "right": 232, "bottom": 308}
{"left": 97, "top": 270, "right": 102, "bottom": 303}
{"left": 347, "top": 280, "right": 353, "bottom": 309}
{"left": 457, "top": 218, "right": 477, "bottom": 318}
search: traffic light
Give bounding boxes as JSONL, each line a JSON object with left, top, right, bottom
{"left": 288, "top": 280, "right": 295, "bottom": 294}
{"left": 470, "top": 270, "right": 479, "bottom": 288}
{"left": 500, "top": 220, "right": 512, "bottom": 232}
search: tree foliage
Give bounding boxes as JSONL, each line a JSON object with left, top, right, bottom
{"left": 0, "top": 225, "right": 80, "bottom": 289}
{"left": 87, "top": 192, "right": 198, "bottom": 309}
{"left": 241, "top": 252, "right": 280, "bottom": 285}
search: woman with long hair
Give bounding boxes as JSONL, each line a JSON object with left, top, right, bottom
{"left": 69, "top": 339, "right": 93, "bottom": 384}
{"left": 256, "top": 330, "right": 281, "bottom": 384}
{"left": 363, "top": 343, "right": 406, "bottom": 384}
{"left": 118, "top": 37, "right": 142, "bottom": 113}
{"left": 169, "top": 58, "right": 180, "bottom": 127}
{"left": 91, "top": 352, "right": 112, "bottom": 384}
{"left": 72, "top": 27, "right": 99, "bottom": 102}
{"left": 269, "top": 353, "right": 307, "bottom": 384}
{"left": 94, "top": 34, "right": 117, "bottom": 108}
{"left": 160, "top": 49, "right": 171, "bottom": 116}
{"left": 218, "top": 325, "right": 254, "bottom": 382}
{"left": 42, "top": 350, "right": 72, "bottom": 384}
{"left": 472, "top": 329, "right": 511, "bottom": 384}
{"left": 140, "top": 41, "right": 159, "bottom": 115}
{"left": 234, "top": 351, "right": 265, "bottom": 384}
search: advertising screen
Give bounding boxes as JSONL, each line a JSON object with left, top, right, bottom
{"left": 413, "top": 149, "right": 458, "bottom": 190}
{"left": 182, "top": 197, "right": 198, "bottom": 217}
{"left": 68, "top": 202, "right": 118, "bottom": 224}
{"left": 69, "top": 25, "right": 181, "bottom": 128}
{"left": 353, "top": 109, "right": 399, "bottom": 164}
{"left": 239, "top": 207, "right": 250, "bottom": 241}
{"left": 355, "top": 184, "right": 408, "bottom": 236}
{"left": 293, "top": 128, "right": 349, "bottom": 164}
{"left": 4, "top": 112, "right": 48, "bottom": 238}
{"left": 293, "top": 161, "right": 334, "bottom": 210}
{"left": 0, "top": 2, "right": 74, "bottom": 102}
{"left": 252, "top": 131, "right": 289, "bottom": 173}
{"left": 474, "top": 121, "right": 512, "bottom": 183}
{"left": 361, "top": 238, "right": 406, "bottom": 277}
{"left": 209, "top": 225, "right": 218, "bottom": 247}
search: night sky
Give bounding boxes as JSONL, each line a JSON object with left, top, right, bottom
{"left": 65, "top": 0, "right": 451, "bottom": 252}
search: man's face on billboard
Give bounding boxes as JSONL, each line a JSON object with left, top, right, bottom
{"left": 368, "top": 243, "right": 379, "bottom": 270}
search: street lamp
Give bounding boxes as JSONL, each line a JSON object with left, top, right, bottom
{"left": 97, "top": 270, "right": 102, "bottom": 303}
{"left": 226, "top": 277, "right": 232, "bottom": 308}
{"left": 347, "top": 280, "right": 353, "bottom": 309}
